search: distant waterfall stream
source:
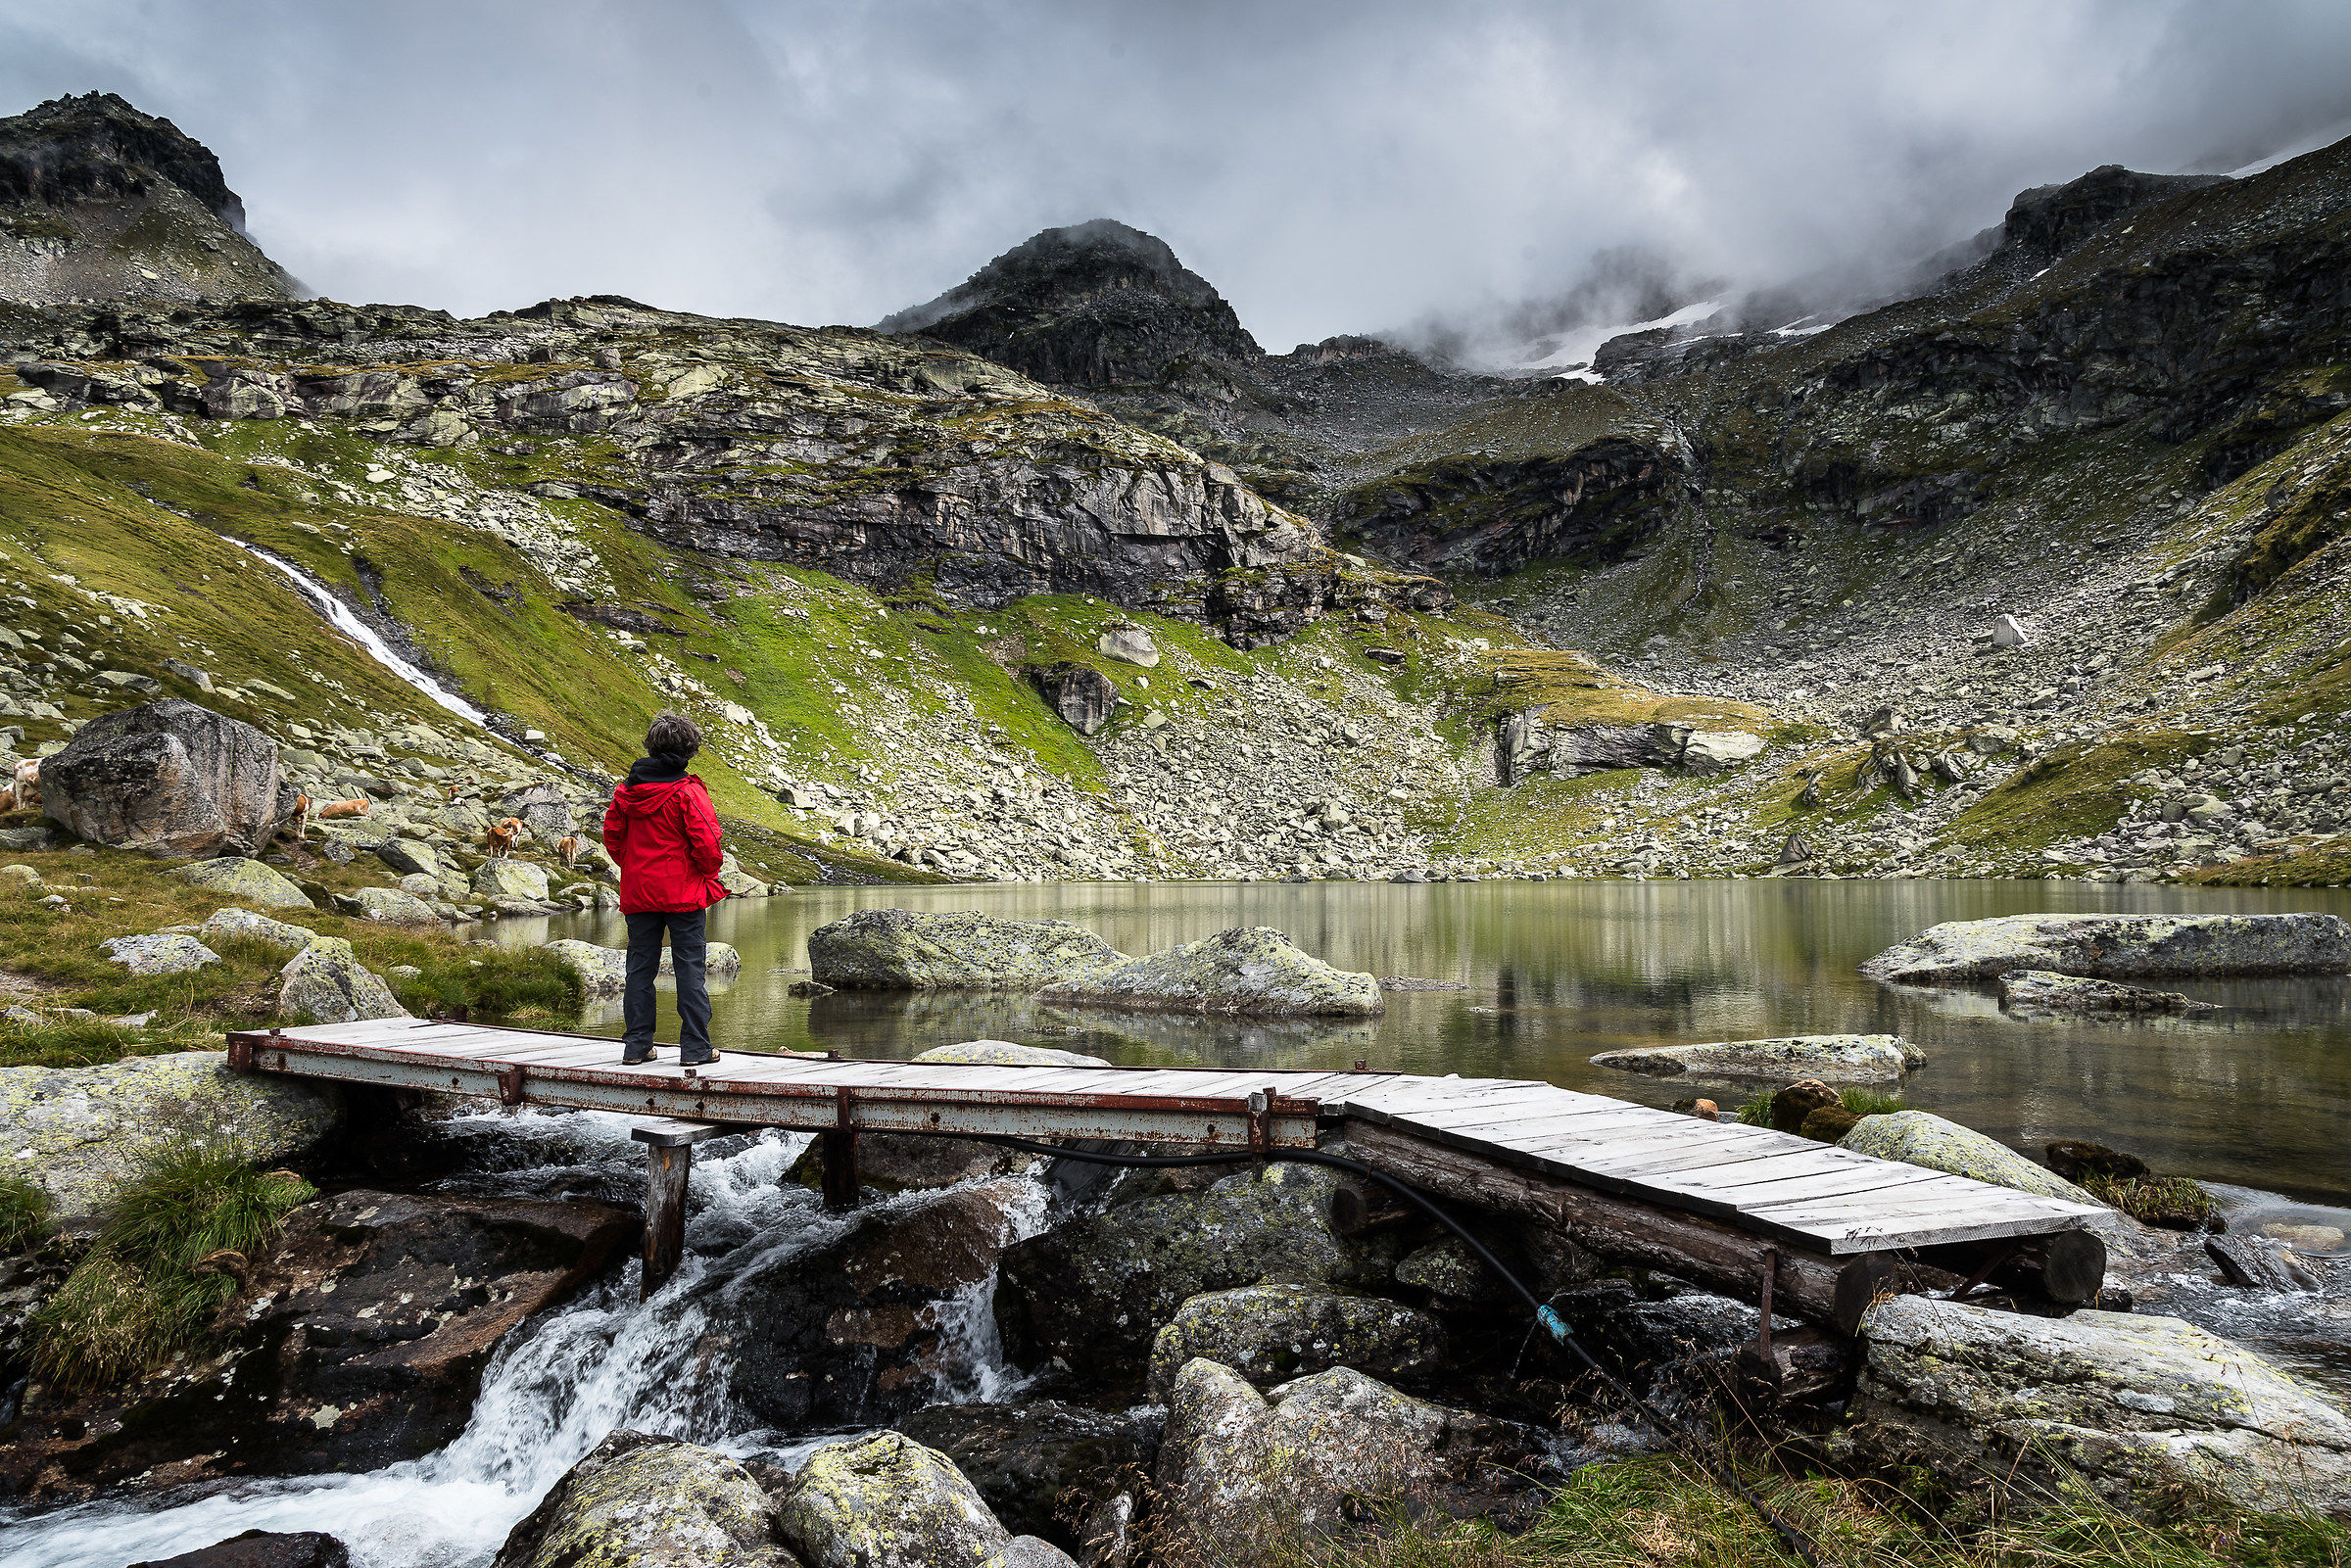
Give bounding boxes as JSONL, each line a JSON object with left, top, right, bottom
{"left": 230, "top": 540, "right": 491, "bottom": 728}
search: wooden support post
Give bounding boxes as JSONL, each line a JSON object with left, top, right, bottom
{"left": 821, "top": 1086, "right": 859, "bottom": 1211}
{"left": 1921, "top": 1230, "right": 2107, "bottom": 1307}
{"left": 633, "top": 1118, "right": 724, "bottom": 1301}
{"left": 1342, "top": 1121, "right": 1964, "bottom": 1335}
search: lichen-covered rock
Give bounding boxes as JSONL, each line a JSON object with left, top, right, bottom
{"left": 0, "top": 1050, "right": 339, "bottom": 1227}
{"left": 996, "top": 1163, "right": 1401, "bottom": 1384}
{"left": 279, "top": 937, "right": 408, "bottom": 1024}
{"left": 1154, "top": 1360, "right": 1547, "bottom": 1566}
{"left": 1860, "top": 913, "right": 2351, "bottom": 984}
{"left": 1997, "top": 970, "right": 2218, "bottom": 1016}
{"left": 912, "top": 1039, "right": 1112, "bottom": 1068}
{"left": 775, "top": 1430, "right": 1012, "bottom": 1568}
{"left": 498, "top": 782, "right": 574, "bottom": 843}
{"left": 897, "top": 1402, "right": 1151, "bottom": 1548}
{"left": 472, "top": 858, "right": 551, "bottom": 901}
{"left": 43, "top": 699, "right": 286, "bottom": 856}
{"left": 1591, "top": 1033, "right": 1923, "bottom": 1084}
{"left": 660, "top": 939, "right": 742, "bottom": 978}
{"left": 541, "top": 939, "right": 626, "bottom": 997}
{"left": 1848, "top": 1296, "right": 2351, "bottom": 1516}
{"left": 1032, "top": 927, "right": 1382, "bottom": 1018}
{"left": 373, "top": 837, "right": 441, "bottom": 879}
{"left": 344, "top": 884, "right": 440, "bottom": 925}
{"left": 1394, "top": 1238, "right": 1501, "bottom": 1307}
{"left": 1841, "top": 1111, "right": 2101, "bottom": 1207}
{"left": 172, "top": 855, "right": 313, "bottom": 910}
{"left": 1146, "top": 1284, "right": 1446, "bottom": 1400}
{"left": 494, "top": 1430, "right": 791, "bottom": 1568}
{"left": 809, "top": 909, "right": 1120, "bottom": 989}
{"left": 99, "top": 932, "right": 220, "bottom": 975}
{"left": 198, "top": 906, "right": 317, "bottom": 953}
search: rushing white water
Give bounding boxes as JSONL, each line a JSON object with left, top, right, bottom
{"left": 231, "top": 540, "right": 491, "bottom": 727}
{"left": 0, "top": 1119, "right": 1050, "bottom": 1568}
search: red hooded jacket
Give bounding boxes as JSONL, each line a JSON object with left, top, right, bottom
{"left": 603, "top": 756, "right": 731, "bottom": 914}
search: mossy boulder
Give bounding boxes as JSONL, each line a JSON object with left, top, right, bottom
{"left": 541, "top": 939, "right": 626, "bottom": 997}
{"left": 171, "top": 856, "right": 313, "bottom": 911}
{"left": 494, "top": 1430, "right": 791, "bottom": 1568}
{"left": 775, "top": 1431, "right": 1028, "bottom": 1568}
{"left": 1032, "top": 927, "right": 1382, "bottom": 1018}
{"left": 1768, "top": 1078, "right": 1841, "bottom": 1134}
{"left": 472, "top": 858, "right": 551, "bottom": 901}
{"left": 895, "top": 1401, "right": 1151, "bottom": 1549}
{"left": 344, "top": 885, "right": 440, "bottom": 925}
{"left": 1591, "top": 1033, "right": 1922, "bottom": 1085}
{"left": 279, "top": 938, "right": 408, "bottom": 1024}
{"left": 99, "top": 932, "right": 220, "bottom": 975}
{"left": 1841, "top": 1110, "right": 2101, "bottom": 1206}
{"left": 0, "top": 1051, "right": 340, "bottom": 1227}
{"left": 1860, "top": 913, "right": 2351, "bottom": 984}
{"left": 43, "top": 699, "right": 286, "bottom": 857}
{"left": 198, "top": 906, "right": 316, "bottom": 953}
{"left": 1849, "top": 1297, "right": 2351, "bottom": 1516}
{"left": 808, "top": 909, "right": 1120, "bottom": 989}
{"left": 1146, "top": 1284, "right": 1446, "bottom": 1399}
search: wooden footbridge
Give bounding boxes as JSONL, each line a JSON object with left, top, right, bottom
{"left": 226, "top": 1020, "right": 2109, "bottom": 1336}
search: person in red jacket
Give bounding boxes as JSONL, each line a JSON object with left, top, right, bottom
{"left": 602, "top": 712, "right": 731, "bottom": 1067}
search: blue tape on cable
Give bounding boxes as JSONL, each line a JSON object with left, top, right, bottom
{"left": 1536, "top": 1304, "right": 1572, "bottom": 1342}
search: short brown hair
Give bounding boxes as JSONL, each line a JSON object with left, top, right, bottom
{"left": 646, "top": 711, "right": 702, "bottom": 758}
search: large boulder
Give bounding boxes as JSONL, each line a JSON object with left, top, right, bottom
{"left": 1146, "top": 1284, "right": 1446, "bottom": 1400}
{"left": 0, "top": 1051, "right": 339, "bottom": 1228}
{"left": 1841, "top": 1111, "right": 2100, "bottom": 1206}
{"left": 995, "top": 1163, "right": 1401, "bottom": 1385}
{"left": 494, "top": 1430, "right": 792, "bottom": 1568}
{"left": 776, "top": 1430, "right": 1069, "bottom": 1568}
{"left": 1030, "top": 664, "right": 1118, "bottom": 736}
{"left": 660, "top": 940, "right": 742, "bottom": 978}
{"left": 541, "top": 939, "right": 626, "bottom": 997}
{"left": 279, "top": 938, "right": 408, "bottom": 1024}
{"left": 198, "top": 907, "right": 317, "bottom": 953}
{"left": 789, "top": 1132, "right": 1029, "bottom": 1194}
{"left": 1860, "top": 913, "right": 2351, "bottom": 984}
{"left": 42, "top": 699, "right": 286, "bottom": 856}
{"left": 129, "top": 1534, "right": 351, "bottom": 1568}
{"left": 1591, "top": 1033, "right": 1923, "bottom": 1085}
{"left": 472, "top": 858, "right": 551, "bottom": 901}
{"left": 172, "top": 856, "right": 314, "bottom": 911}
{"left": 1154, "top": 1360, "right": 1547, "bottom": 1566}
{"left": 1998, "top": 970, "right": 2217, "bottom": 1016}
{"left": 343, "top": 885, "right": 439, "bottom": 925}
{"left": 896, "top": 1402, "right": 1151, "bottom": 1548}
{"left": 11, "top": 1190, "right": 633, "bottom": 1497}
{"left": 1848, "top": 1296, "right": 2351, "bottom": 1516}
{"left": 912, "top": 1039, "right": 1111, "bottom": 1068}
{"left": 99, "top": 932, "right": 221, "bottom": 975}
{"left": 808, "top": 909, "right": 1120, "bottom": 989}
{"left": 498, "top": 782, "right": 574, "bottom": 842}
{"left": 1032, "top": 927, "right": 1383, "bottom": 1018}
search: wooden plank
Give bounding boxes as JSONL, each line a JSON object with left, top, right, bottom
{"left": 1392, "top": 1089, "right": 1587, "bottom": 1127}
{"left": 1415, "top": 1100, "right": 1685, "bottom": 1137}
{"left": 1655, "top": 1163, "right": 1954, "bottom": 1215}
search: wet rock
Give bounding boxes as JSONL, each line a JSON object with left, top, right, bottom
{"left": 1847, "top": 1297, "right": 2351, "bottom": 1516}
{"left": 1591, "top": 1033, "right": 1922, "bottom": 1085}
{"left": 495, "top": 1430, "right": 791, "bottom": 1568}
{"left": 1841, "top": 1111, "right": 2100, "bottom": 1206}
{"left": 18, "top": 1191, "right": 632, "bottom": 1496}
{"left": 995, "top": 1163, "right": 1400, "bottom": 1385}
{"left": 1154, "top": 1360, "right": 1547, "bottom": 1566}
{"left": 472, "top": 858, "right": 550, "bottom": 901}
{"left": 279, "top": 938, "right": 408, "bottom": 1024}
{"left": 99, "top": 932, "right": 220, "bottom": 975}
{"left": 1032, "top": 664, "right": 1118, "bottom": 736}
{"left": 129, "top": 1533, "right": 352, "bottom": 1568}
{"left": 1998, "top": 969, "right": 2217, "bottom": 1015}
{"left": 0, "top": 1051, "right": 339, "bottom": 1228}
{"left": 700, "top": 1180, "right": 1036, "bottom": 1430}
{"left": 1146, "top": 1284, "right": 1445, "bottom": 1400}
{"left": 912, "top": 1039, "right": 1111, "bottom": 1068}
{"left": 2205, "top": 1235, "right": 2322, "bottom": 1293}
{"left": 1860, "top": 913, "right": 2351, "bottom": 984}
{"left": 197, "top": 906, "right": 316, "bottom": 953}
{"left": 1394, "top": 1238, "right": 1499, "bottom": 1307}
{"left": 896, "top": 1401, "right": 1152, "bottom": 1547}
{"left": 172, "top": 856, "right": 313, "bottom": 911}
{"left": 42, "top": 699, "right": 286, "bottom": 856}
{"left": 788, "top": 1132, "right": 1028, "bottom": 1193}
{"left": 343, "top": 885, "right": 439, "bottom": 925}
{"left": 1768, "top": 1078, "right": 1842, "bottom": 1134}
{"left": 540, "top": 938, "right": 626, "bottom": 997}
{"left": 775, "top": 1430, "right": 1024, "bottom": 1568}
{"left": 1032, "top": 927, "right": 1382, "bottom": 1018}
{"left": 1799, "top": 1105, "right": 1862, "bottom": 1142}
{"left": 809, "top": 909, "right": 1119, "bottom": 989}
{"left": 2044, "top": 1141, "right": 2150, "bottom": 1182}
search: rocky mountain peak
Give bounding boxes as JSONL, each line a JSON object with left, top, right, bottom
{"left": 1998, "top": 163, "right": 2229, "bottom": 265}
{"left": 0, "top": 92, "right": 244, "bottom": 227}
{"left": 876, "top": 217, "right": 1261, "bottom": 386}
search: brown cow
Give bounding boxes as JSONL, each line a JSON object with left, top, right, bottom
{"left": 556, "top": 833, "right": 581, "bottom": 867}
{"left": 12, "top": 758, "right": 37, "bottom": 814}
{"left": 485, "top": 818, "right": 524, "bottom": 859}
{"left": 314, "top": 797, "right": 371, "bottom": 821}
{"left": 280, "top": 793, "right": 312, "bottom": 842}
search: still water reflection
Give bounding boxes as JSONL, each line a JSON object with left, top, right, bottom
{"left": 496, "top": 879, "right": 2351, "bottom": 1205}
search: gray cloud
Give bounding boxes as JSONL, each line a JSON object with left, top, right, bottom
{"left": 4, "top": 0, "right": 2348, "bottom": 354}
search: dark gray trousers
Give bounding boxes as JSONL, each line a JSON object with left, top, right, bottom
{"left": 622, "top": 908, "right": 711, "bottom": 1063}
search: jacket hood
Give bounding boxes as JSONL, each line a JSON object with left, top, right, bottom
{"left": 626, "top": 752, "right": 693, "bottom": 784}
{"left": 611, "top": 762, "right": 701, "bottom": 818}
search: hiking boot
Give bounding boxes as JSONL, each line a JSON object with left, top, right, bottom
{"left": 621, "top": 1045, "right": 658, "bottom": 1066}
{"left": 679, "top": 1050, "right": 720, "bottom": 1069}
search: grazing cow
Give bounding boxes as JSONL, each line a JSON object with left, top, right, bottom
{"left": 315, "top": 797, "right": 371, "bottom": 821}
{"left": 556, "top": 833, "right": 581, "bottom": 867}
{"left": 12, "top": 758, "right": 37, "bottom": 813}
{"left": 280, "top": 793, "right": 312, "bottom": 842}
{"left": 485, "top": 817, "right": 524, "bottom": 859}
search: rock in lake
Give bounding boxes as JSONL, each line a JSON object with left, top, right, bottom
{"left": 912, "top": 1039, "right": 1112, "bottom": 1068}
{"left": 42, "top": 699, "right": 287, "bottom": 857}
{"left": 1155, "top": 1360, "right": 1547, "bottom": 1566}
{"left": 472, "top": 858, "right": 551, "bottom": 901}
{"left": 279, "top": 937, "right": 408, "bottom": 1024}
{"left": 1860, "top": 913, "right": 2351, "bottom": 984}
{"left": 1841, "top": 1111, "right": 2101, "bottom": 1207}
{"left": 1998, "top": 969, "right": 2218, "bottom": 1016}
{"left": 660, "top": 939, "right": 742, "bottom": 978}
{"left": 1849, "top": 1296, "right": 2351, "bottom": 1516}
{"left": 540, "top": 938, "right": 626, "bottom": 997}
{"left": 494, "top": 1430, "right": 791, "bottom": 1568}
{"left": 1591, "top": 1033, "right": 1923, "bottom": 1084}
{"left": 99, "top": 932, "right": 221, "bottom": 975}
{"left": 1146, "top": 1283, "right": 1446, "bottom": 1400}
{"left": 808, "top": 909, "right": 1120, "bottom": 989}
{"left": 896, "top": 1402, "right": 1151, "bottom": 1548}
{"left": 0, "top": 1050, "right": 339, "bottom": 1227}
{"left": 1032, "top": 927, "right": 1382, "bottom": 1018}
{"left": 777, "top": 1430, "right": 1058, "bottom": 1568}
{"left": 129, "top": 1533, "right": 352, "bottom": 1568}
{"left": 172, "top": 856, "right": 314, "bottom": 911}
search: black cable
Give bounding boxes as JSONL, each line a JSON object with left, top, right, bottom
{"left": 974, "top": 1135, "right": 1823, "bottom": 1567}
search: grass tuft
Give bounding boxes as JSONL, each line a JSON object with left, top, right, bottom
{"left": 2084, "top": 1173, "right": 2220, "bottom": 1231}
{"left": 0, "top": 1170, "right": 51, "bottom": 1252}
{"left": 1734, "top": 1091, "right": 1774, "bottom": 1126}
{"left": 1839, "top": 1087, "right": 1909, "bottom": 1117}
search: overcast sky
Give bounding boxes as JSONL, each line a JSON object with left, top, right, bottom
{"left": 5, "top": 1, "right": 2350, "bottom": 355}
